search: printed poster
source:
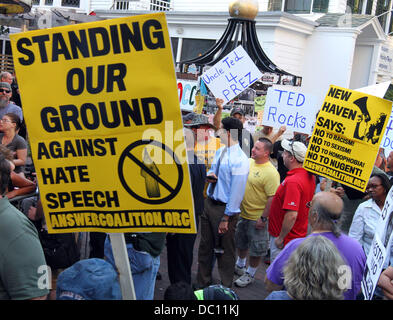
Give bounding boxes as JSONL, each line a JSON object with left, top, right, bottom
{"left": 303, "top": 85, "right": 392, "bottom": 192}
{"left": 10, "top": 13, "right": 196, "bottom": 234}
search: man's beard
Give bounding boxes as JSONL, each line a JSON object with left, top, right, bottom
{"left": 0, "top": 97, "right": 8, "bottom": 108}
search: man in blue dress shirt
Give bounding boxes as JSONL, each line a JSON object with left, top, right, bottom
{"left": 196, "top": 117, "right": 250, "bottom": 288}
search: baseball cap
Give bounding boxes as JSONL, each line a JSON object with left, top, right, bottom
{"left": 0, "top": 82, "right": 11, "bottom": 91}
{"left": 56, "top": 258, "right": 122, "bottom": 300}
{"left": 281, "top": 139, "right": 307, "bottom": 163}
{"left": 182, "top": 112, "right": 196, "bottom": 123}
{"left": 230, "top": 107, "right": 245, "bottom": 117}
{"left": 194, "top": 284, "right": 239, "bottom": 300}
{"left": 183, "top": 114, "right": 216, "bottom": 130}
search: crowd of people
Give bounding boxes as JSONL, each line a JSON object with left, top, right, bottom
{"left": 1, "top": 73, "right": 393, "bottom": 301}
{"left": 172, "top": 97, "right": 393, "bottom": 301}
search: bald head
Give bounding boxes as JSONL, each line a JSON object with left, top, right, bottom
{"left": 309, "top": 192, "right": 344, "bottom": 236}
{"left": 0, "top": 72, "right": 12, "bottom": 85}
{"left": 312, "top": 191, "right": 343, "bottom": 218}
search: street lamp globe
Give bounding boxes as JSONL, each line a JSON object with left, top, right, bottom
{"left": 228, "top": 0, "right": 259, "bottom": 20}
{"left": 0, "top": 0, "right": 32, "bottom": 14}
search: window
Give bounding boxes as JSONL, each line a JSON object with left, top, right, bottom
{"left": 268, "top": 0, "right": 328, "bottom": 13}
{"left": 347, "top": 0, "right": 365, "bottom": 14}
{"left": 366, "top": 0, "right": 373, "bottom": 14}
{"left": 313, "top": 0, "right": 329, "bottom": 13}
{"left": 32, "top": 0, "right": 40, "bottom": 5}
{"left": 45, "top": 0, "right": 53, "bottom": 5}
{"left": 180, "top": 39, "right": 216, "bottom": 62}
{"left": 375, "top": 0, "right": 392, "bottom": 15}
{"left": 61, "top": 0, "right": 80, "bottom": 7}
{"left": 268, "top": 0, "right": 283, "bottom": 11}
{"left": 5, "top": 40, "right": 11, "bottom": 55}
{"left": 375, "top": 0, "right": 392, "bottom": 33}
{"left": 284, "top": 0, "right": 312, "bottom": 13}
{"left": 171, "top": 37, "right": 178, "bottom": 62}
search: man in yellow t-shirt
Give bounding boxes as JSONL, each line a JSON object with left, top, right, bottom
{"left": 234, "top": 137, "right": 280, "bottom": 288}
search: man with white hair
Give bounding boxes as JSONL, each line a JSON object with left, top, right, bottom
{"left": 267, "top": 139, "right": 316, "bottom": 262}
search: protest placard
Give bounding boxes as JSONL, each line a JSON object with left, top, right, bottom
{"left": 201, "top": 45, "right": 262, "bottom": 104}
{"left": 303, "top": 85, "right": 392, "bottom": 192}
{"left": 354, "top": 81, "right": 393, "bottom": 156}
{"left": 362, "top": 187, "right": 393, "bottom": 299}
{"left": 10, "top": 13, "right": 196, "bottom": 235}
{"left": 177, "top": 79, "right": 198, "bottom": 112}
{"left": 262, "top": 85, "right": 319, "bottom": 134}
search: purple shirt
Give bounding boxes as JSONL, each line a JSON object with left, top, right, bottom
{"left": 266, "top": 232, "right": 366, "bottom": 300}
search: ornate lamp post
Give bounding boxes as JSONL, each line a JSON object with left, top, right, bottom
{"left": 178, "top": 0, "right": 300, "bottom": 85}
{"left": 0, "top": 0, "right": 31, "bottom": 14}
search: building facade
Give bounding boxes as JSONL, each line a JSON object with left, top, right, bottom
{"left": 3, "top": 0, "right": 391, "bottom": 103}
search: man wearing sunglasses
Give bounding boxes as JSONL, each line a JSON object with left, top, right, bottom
{"left": 267, "top": 138, "right": 316, "bottom": 262}
{"left": 0, "top": 82, "right": 23, "bottom": 122}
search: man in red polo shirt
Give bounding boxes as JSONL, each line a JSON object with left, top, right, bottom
{"left": 267, "top": 139, "right": 316, "bottom": 262}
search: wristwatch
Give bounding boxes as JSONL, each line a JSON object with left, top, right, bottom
{"left": 261, "top": 217, "right": 268, "bottom": 222}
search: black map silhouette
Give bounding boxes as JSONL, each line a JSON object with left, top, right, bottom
{"left": 353, "top": 96, "right": 387, "bottom": 145}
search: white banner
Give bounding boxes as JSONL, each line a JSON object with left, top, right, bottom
{"left": 177, "top": 79, "right": 198, "bottom": 112}
{"left": 362, "top": 188, "right": 393, "bottom": 299}
{"left": 201, "top": 45, "right": 262, "bottom": 104}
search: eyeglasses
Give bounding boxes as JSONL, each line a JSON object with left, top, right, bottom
{"left": 366, "top": 184, "right": 382, "bottom": 189}
{"left": 0, "top": 119, "right": 13, "bottom": 123}
{"left": 0, "top": 89, "right": 10, "bottom": 94}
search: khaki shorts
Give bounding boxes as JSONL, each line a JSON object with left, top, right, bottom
{"left": 235, "top": 217, "right": 269, "bottom": 257}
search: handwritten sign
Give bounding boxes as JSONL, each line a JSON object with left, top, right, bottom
{"left": 262, "top": 85, "right": 319, "bottom": 134}
{"left": 304, "top": 85, "right": 392, "bottom": 192}
{"left": 201, "top": 45, "right": 262, "bottom": 104}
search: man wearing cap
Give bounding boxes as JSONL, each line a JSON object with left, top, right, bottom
{"left": 213, "top": 98, "right": 254, "bottom": 157}
{"left": 56, "top": 258, "right": 122, "bottom": 300}
{"left": 166, "top": 127, "right": 206, "bottom": 285}
{"left": 196, "top": 116, "right": 249, "bottom": 288}
{"left": 182, "top": 112, "right": 196, "bottom": 124}
{"left": 184, "top": 114, "right": 223, "bottom": 172}
{"left": 0, "top": 82, "right": 23, "bottom": 121}
{"left": 0, "top": 72, "right": 20, "bottom": 106}
{"left": 267, "top": 139, "right": 316, "bottom": 262}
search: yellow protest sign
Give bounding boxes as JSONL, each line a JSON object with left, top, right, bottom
{"left": 10, "top": 13, "right": 196, "bottom": 234}
{"left": 304, "top": 85, "right": 393, "bottom": 192}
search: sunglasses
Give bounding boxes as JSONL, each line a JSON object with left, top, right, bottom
{"left": 0, "top": 89, "right": 11, "bottom": 94}
{"left": 306, "top": 201, "right": 312, "bottom": 208}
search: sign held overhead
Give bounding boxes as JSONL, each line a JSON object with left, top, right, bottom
{"left": 201, "top": 45, "right": 262, "bottom": 104}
